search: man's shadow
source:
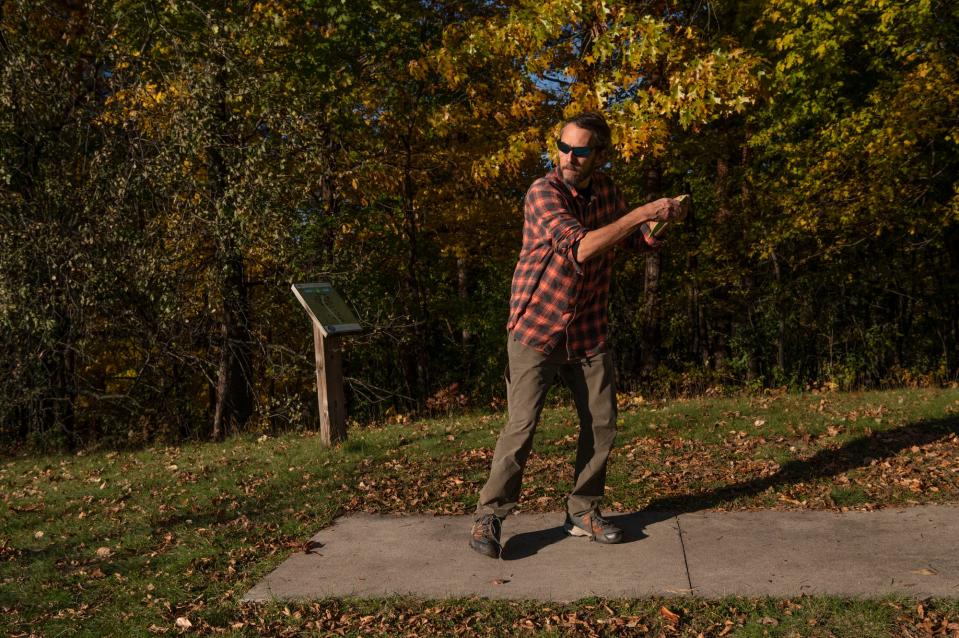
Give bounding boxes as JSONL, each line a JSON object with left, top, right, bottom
{"left": 501, "top": 511, "right": 656, "bottom": 560}
{"left": 500, "top": 414, "right": 959, "bottom": 560}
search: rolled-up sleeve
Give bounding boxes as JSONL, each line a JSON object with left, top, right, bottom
{"left": 525, "top": 182, "right": 589, "bottom": 273}
{"left": 625, "top": 223, "right": 661, "bottom": 252}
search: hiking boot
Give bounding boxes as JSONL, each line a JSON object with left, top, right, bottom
{"left": 564, "top": 510, "right": 623, "bottom": 544}
{"left": 469, "top": 513, "right": 502, "bottom": 558}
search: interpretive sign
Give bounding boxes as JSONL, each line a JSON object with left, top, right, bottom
{"left": 292, "top": 282, "right": 361, "bottom": 446}
{"left": 291, "top": 282, "right": 362, "bottom": 337}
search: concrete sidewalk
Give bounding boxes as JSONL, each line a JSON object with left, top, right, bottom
{"left": 243, "top": 505, "right": 959, "bottom": 602}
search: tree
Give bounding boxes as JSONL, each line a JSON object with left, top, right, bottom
{"left": 747, "top": 0, "right": 959, "bottom": 384}
{"left": 0, "top": 0, "right": 136, "bottom": 447}
{"left": 431, "top": 0, "right": 762, "bottom": 375}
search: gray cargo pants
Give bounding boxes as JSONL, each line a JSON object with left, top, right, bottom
{"left": 476, "top": 334, "right": 618, "bottom": 519}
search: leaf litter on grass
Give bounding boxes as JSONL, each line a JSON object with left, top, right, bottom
{"left": 339, "top": 406, "right": 959, "bottom": 516}
{"left": 3, "top": 388, "right": 959, "bottom": 637}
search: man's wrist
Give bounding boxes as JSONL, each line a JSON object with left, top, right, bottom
{"left": 630, "top": 204, "right": 655, "bottom": 226}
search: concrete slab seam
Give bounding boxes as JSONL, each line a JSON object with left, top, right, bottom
{"left": 675, "top": 515, "right": 694, "bottom": 594}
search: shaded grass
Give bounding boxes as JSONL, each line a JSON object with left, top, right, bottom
{"left": 1, "top": 387, "right": 958, "bottom": 636}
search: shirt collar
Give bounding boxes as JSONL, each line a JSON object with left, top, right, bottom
{"left": 548, "top": 166, "right": 603, "bottom": 200}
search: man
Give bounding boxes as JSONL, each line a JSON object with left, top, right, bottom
{"left": 469, "top": 112, "right": 685, "bottom": 558}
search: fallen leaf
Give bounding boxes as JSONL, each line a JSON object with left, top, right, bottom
{"left": 10, "top": 503, "right": 43, "bottom": 513}
{"left": 33, "top": 530, "right": 44, "bottom": 540}
{"left": 912, "top": 567, "right": 938, "bottom": 576}
{"left": 660, "top": 606, "right": 680, "bottom": 626}
{"left": 175, "top": 617, "right": 192, "bottom": 630}
{"left": 303, "top": 540, "right": 324, "bottom": 554}
{"left": 96, "top": 547, "right": 112, "bottom": 558}
{"left": 491, "top": 578, "right": 510, "bottom": 585}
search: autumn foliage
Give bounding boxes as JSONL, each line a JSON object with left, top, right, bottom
{"left": 1, "top": 0, "right": 957, "bottom": 448}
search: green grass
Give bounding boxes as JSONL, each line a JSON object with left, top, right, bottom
{"left": 829, "top": 486, "right": 870, "bottom": 508}
{"left": 2, "top": 386, "right": 958, "bottom": 636}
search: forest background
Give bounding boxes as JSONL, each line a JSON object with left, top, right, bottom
{"left": 2, "top": 0, "right": 957, "bottom": 450}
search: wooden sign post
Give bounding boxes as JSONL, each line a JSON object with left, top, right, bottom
{"left": 292, "top": 283, "right": 362, "bottom": 446}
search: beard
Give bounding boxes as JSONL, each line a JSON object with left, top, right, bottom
{"left": 561, "top": 164, "right": 592, "bottom": 188}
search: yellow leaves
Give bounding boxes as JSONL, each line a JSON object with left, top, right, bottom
{"left": 407, "top": 59, "right": 427, "bottom": 81}
{"left": 429, "top": 0, "right": 762, "bottom": 179}
{"left": 774, "top": 32, "right": 797, "bottom": 53}
{"left": 612, "top": 117, "right": 666, "bottom": 163}
{"left": 616, "top": 70, "right": 639, "bottom": 90}
{"left": 99, "top": 78, "right": 190, "bottom": 133}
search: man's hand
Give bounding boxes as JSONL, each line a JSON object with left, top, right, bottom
{"left": 672, "top": 194, "right": 690, "bottom": 222}
{"left": 642, "top": 196, "right": 689, "bottom": 244}
{"left": 638, "top": 197, "right": 684, "bottom": 224}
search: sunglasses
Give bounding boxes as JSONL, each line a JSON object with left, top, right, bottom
{"left": 556, "top": 140, "right": 595, "bottom": 157}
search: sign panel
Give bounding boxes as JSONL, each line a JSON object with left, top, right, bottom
{"left": 291, "top": 282, "right": 362, "bottom": 337}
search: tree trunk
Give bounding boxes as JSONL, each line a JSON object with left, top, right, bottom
{"left": 640, "top": 162, "right": 663, "bottom": 374}
{"left": 210, "top": 67, "right": 253, "bottom": 440}
{"left": 41, "top": 310, "right": 77, "bottom": 447}
{"left": 771, "top": 249, "right": 786, "bottom": 373}
{"left": 316, "top": 121, "right": 340, "bottom": 270}
{"left": 457, "top": 255, "right": 472, "bottom": 378}
{"left": 711, "top": 153, "right": 732, "bottom": 371}
{"left": 401, "top": 128, "right": 430, "bottom": 403}
{"left": 211, "top": 241, "right": 253, "bottom": 440}
{"left": 739, "top": 138, "right": 760, "bottom": 380}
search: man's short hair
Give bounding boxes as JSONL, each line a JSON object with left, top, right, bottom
{"left": 563, "top": 112, "right": 612, "bottom": 151}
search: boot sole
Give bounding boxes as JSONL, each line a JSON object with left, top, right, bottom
{"left": 469, "top": 540, "right": 501, "bottom": 558}
{"left": 564, "top": 522, "right": 592, "bottom": 538}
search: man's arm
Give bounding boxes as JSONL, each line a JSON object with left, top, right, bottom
{"left": 575, "top": 197, "right": 680, "bottom": 263}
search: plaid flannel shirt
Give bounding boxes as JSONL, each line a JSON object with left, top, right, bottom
{"left": 506, "top": 167, "right": 655, "bottom": 359}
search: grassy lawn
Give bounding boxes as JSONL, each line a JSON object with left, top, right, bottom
{"left": 2, "top": 387, "right": 959, "bottom": 636}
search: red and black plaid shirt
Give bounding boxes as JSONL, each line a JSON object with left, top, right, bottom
{"left": 506, "top": 167, "right": 655, "bottom": 358}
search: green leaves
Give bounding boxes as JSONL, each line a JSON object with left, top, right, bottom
{"left": 2, "top": 0, "right": 958, "bottom": 448}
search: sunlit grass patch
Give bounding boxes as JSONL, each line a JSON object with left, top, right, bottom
{"left": 1, "top": 387, "right": 957, "bottom": 635}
